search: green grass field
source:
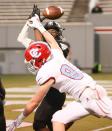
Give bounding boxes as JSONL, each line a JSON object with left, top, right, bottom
{"left": 2, "top": 73, "right": 112, "bottom": 131}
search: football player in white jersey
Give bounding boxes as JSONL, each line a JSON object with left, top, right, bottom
{"left": 33, "top": 21, "right": 73, "bottom": 131}
{"left": 7, "top": 14, "right": 112, "bottom": 131}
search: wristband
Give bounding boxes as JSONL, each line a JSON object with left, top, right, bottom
{"left": 17, "top": 112, "right": 26, "bottom": 122}
{"left": 37, "top": 23, "right": 46, "bottom": 33}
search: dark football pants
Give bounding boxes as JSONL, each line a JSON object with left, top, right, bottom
{"left": 33, "top": 88, "right": 66, "bottom": 131}
{"left": 0, "top": 100, "right": 6, "bottom": 131}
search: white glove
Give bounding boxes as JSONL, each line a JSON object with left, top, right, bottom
{"left": 28, "top": 14, "right": 40, "bottom": 28}
{"left": 7, "top": 119, "right": 22, "bottom": 131}
{"left": 28, "top": 14, "right": 46, "bottom": 33}
{"left": 7, "top": 112, "right": 25, "bottom": 131}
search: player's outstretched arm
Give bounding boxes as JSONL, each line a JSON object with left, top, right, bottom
{"left": 28, "top": 14, "right": 62, "bottom": 52}
{"left": 17, "top": 21, "right": 33, "bottom": 48}
{"left": 23, "top": 79, "right": 54, "bottom": 116}
{"left": 30, "top": 4, "right": 44, "bottom": 41}
{"left": 7, "top": 79, "right": 54, "bottom": 131}
{"left": 18, "top": 5, "right": 46, "bottom": 48}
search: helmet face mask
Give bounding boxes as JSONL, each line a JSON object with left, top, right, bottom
{"left": 24, "top": 41, "right": 51, "bottom": 74}
{"left": 24, "top": 59, "right": 38, "bottom": 75}
{"left": 44, "top": 21, "right": 64, "bottom": 38}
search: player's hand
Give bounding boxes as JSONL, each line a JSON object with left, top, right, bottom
{"left": 28, "top": 14, "right": 42, "bottom": 29}
{"left": 7, "top": 119, "right": 22, "bottom": 131}
{"left": 28, "top": 4, "right": 40, "bottom": 19}
{"left": 28, "top": 4, "right": 45, "bottom": 22}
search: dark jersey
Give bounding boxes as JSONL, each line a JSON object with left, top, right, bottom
{"left": 0, "top": 79, "right": 5, "bottom": 100}
{"left": 56, "top": 39, "right": 70, "bottom": 58}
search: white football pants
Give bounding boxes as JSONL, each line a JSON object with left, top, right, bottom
{"left": 52, "top": 85, "right": 112, "bottom": 124}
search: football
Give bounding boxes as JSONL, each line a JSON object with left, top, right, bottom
{"left": 42, "top": 6, "right": 64, "bottom": 20}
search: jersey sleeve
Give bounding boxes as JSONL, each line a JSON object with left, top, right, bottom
{"left": 36, "top": 49, "right": 64, "bottom": 85}
{"left": 36, "top": 68, "right": 56, "bottom": 85}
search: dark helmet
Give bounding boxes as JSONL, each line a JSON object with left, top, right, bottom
{"left": 44, "top": 21, "right": 64, "bottom": 36}
{"left": 44, "top": 21, "right": 70, "bottom": 58}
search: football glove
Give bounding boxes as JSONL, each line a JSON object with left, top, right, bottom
{"left": 28, "top": 14, "right": 46, "bottom": 33}
{"left": 7, "top": 119, "right": 22, "bottom": 131}
{"left": 28, "top": 4, "right": 45, "bottom": 22}
{"left": 7, "top": 112, "right": 25, "bottom": 131}
{"left": 28, "top": 14, "right": 41, "bottom": 28}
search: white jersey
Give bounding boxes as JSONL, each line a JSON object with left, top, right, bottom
{"left": 36, "top": 49, "right": 96, "bottom": 100}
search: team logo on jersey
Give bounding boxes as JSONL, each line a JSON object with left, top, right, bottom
{"left": 29, "top": 48, "right": 41, "bottom": 58}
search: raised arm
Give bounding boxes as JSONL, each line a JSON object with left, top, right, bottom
{"left": 34, "top": 28, "right": 43, "bottom": 41}
{"left": 17, "top": 21, "right": 33, "bottom": 48}
{"left": 28, "top": 15, "right": 62, "bottom": 52}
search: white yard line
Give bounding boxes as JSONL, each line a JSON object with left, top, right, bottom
{"left": 6, "top": 94, "right": 74, "bottom": 99}
{"left": 6, "top": 94, "right": 33, "bottom": 98}
{"left": 96, "top": 80, "right": 112, "bottom": 84}
{"left": 5, "top": 100, "right": 71, "bottom": 106}
{"left": 6, "top": 87, "right": 36, "bottom": 93}
{"left": 93, "top": 125, "right": 112, "bottom": 131}
{"left": 5, "top": 100, "right": 28, "bottom": 105}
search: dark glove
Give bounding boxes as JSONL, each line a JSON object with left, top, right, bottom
{"left": 28, "top": 4, "right": 45, "bottom": 22}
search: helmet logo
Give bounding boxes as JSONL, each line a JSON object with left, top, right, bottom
{"left": 29, "top": 48, "right": 41, "bottom": 58}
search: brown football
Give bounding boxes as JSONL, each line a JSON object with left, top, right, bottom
{"left": 42, "top": 6, "right": 64, "bottom": 20}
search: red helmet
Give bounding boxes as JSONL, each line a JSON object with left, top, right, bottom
{"left": 24, "top": 41, "right": 51, "bottom": 74}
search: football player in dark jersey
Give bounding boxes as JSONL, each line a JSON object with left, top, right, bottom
{"left": 0, "top": 78, "right": 6, "bottom": 131}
